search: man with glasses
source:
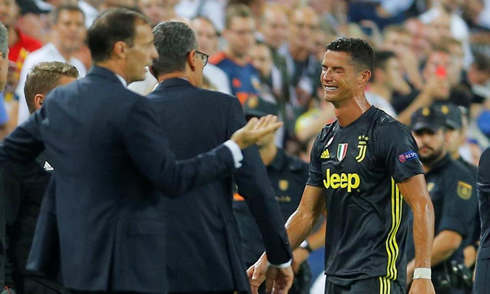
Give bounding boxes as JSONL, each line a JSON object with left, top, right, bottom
{"left": 147, "top": 21, "right": 294, "bottom": 294}
{"left": 209, "top": 4, "right": 261, "bottom": 105}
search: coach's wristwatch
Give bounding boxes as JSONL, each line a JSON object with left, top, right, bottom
{"left": 413, "top": 268, "right": 432, "bottom": 280}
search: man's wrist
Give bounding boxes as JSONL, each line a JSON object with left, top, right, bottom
{"left": 268, "top": 259, "right": 292, "bottom": 268}
{"left": 224, "top": 140, "right": 243, "bottom": 168}
{"left": 413, "top": 268, "right": 431, "bottom": 280}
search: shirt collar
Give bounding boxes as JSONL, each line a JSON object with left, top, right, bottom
{"left": 115, "top": 74, "right": 127, "bottom": 87}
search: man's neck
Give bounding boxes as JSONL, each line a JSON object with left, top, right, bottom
{"left": 53, "top": 41, "right": 73, "bottom": 61}
{"left": 259, "top": 143, "right": 278, "bottom": 166}
{"left": 7, "top": 26, "right": 18, "bottom": 48}
{"left": 95, "top": 61, "right": 128, "bottom": 83}
{"left": 334, "top": 93, "right": 371, "bottom": 127}
{"left": 368, "top": 83, "right": 392, "bottom": 102}
{"left": 289, "top": 44, "right": 309, "bottom": 62}
{"left": 450, "top": 150, "right": 461, "bottom": 161}
{"left": 422, "top": 151, "right": 447, "bottom": 173}
{"left": 157, "top": 72, "right": 194, "bottom": 85}
{"left": 224, "top": 48, "right": 247, "bottom": 65}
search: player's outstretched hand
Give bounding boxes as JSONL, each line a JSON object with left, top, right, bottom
{"left": 409, "top": 279, "right": 435, "bottom": 294}
{"left": 231, "top": 115, "right": 282, "bottom": 150}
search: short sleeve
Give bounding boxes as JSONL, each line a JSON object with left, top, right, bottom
{"left": 438, "top": 176, "right": 477, "bottom": 238}
{"left": 376, "top": 121, "right": 423, "bottom": 182}
{"left": 306, "top": 131, "right": 325, "bottom": 188}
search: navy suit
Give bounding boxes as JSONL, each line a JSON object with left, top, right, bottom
{"left": 475, "top": 148, "right": 490, "bottom": 294}
{"left": 147, "top": 78, "right": 291, "bottom": 292}
{"left": 0, "top": 66, "right": 240, "bottom": 293}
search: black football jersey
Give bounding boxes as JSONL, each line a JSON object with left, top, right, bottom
{"left": 307, "top": 107, "right": 423, "bottom": 286}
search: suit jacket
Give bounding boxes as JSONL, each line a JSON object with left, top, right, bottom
{"left": 475, "top": 147, "right": 490, "bottom": 292}
{"left": 147, "top": 78, "right": 291, "bottom": 292}
{"left": 0, "top": 66, "right": 238, "bottom": 293}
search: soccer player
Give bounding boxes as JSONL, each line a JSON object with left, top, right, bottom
{"left": 248, "top": 37, "right": 436, "bottom": 294}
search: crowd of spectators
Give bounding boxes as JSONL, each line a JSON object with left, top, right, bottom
{"left": 1, "top": 0, "right": 490, "bottom": 164}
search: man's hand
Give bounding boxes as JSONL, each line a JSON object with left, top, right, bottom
{"left": 247, "top": 255, "right": 294, "bottom": 294}
{"left": 292, "top": 248, "right": 309, "bottom": 273}
{"left": 231, "top": 115, "right": 283, "bottom": 150}
{"left": 409, "top": 279, "right": 435, "bottom": 294}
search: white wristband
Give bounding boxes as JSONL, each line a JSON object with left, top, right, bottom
{"left": 413, "top": 268, "right": 431, "bottom": 280}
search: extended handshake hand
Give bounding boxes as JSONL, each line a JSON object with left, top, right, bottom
{"left": 231, "top": 115, "right": 283, "bottom": 150}
{"left": 247, "top": 254, "right": 294, "bottom": 294}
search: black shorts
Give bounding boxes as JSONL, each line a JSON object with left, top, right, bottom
{"left": 325, "top": 277, "right": 404, "bottom": 294}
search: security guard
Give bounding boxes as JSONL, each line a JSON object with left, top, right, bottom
{"left": 233, "top": 96, "right": 313, "bottom": 294}
{"left": 474, "top": 147, "right": 490, "bottom": 294}
{"left": 409, "top": 106, "right": 477, "bottom": 294}
{"left": 435, "top": 103, "right": 480, "bottom": 274}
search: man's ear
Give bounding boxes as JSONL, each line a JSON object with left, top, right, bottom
{"left": 34, "top": 93, "right": 45, "bottom": 111}
{"left": 113, "top": 41, "right": 128, "bottom": 59}
{"left": 187, "top": 50, "right": 197, "bottom": 71}
{"left": 359, "top": 70, "right": 372, "bottom": 85}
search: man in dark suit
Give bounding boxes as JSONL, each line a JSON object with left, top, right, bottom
{"left": 2, "top": 61, "right": 79, "bottom": 294}
{"left": 474, "top": 148, "right": 490, "bottom": 294}
{"left": 0, "top": 8, "right": 283, "bottom": 294}
{"left": 146, "top": 21, "right": 293, "bottom": 294}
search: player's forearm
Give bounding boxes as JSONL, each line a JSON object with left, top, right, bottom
{"left": 285, "top": 208, "right": 321, "bottom": 250}
{"left": 411, "top": 198, "right": 435, "bottom": 268}
{"left": 307, "top": 217, "right": 326, "bottom": 251}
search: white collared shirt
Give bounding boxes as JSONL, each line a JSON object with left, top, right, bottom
{"left": 16, "top": 43, "right": 87, "bottom": 125}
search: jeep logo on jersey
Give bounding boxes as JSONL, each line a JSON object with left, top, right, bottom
{"left": 323, "top": 169, "right": 360, "bottom": 192}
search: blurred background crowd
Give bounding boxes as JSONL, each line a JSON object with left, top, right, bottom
{"left": 1, "top": 0, "right": 490, "bottom": 291}
{"left": 1, "top": 0, "right": 490, "bottom": 165}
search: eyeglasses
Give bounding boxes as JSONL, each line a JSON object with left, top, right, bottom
{"left": 195, "top": 50, "right": 209, "bottom": 66}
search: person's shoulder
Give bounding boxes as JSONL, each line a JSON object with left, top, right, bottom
{"left": 447, "top": 158, "right": 474, "bottom": 183}
{"left": 209, "top": 51, "right": 228, "bottom": 66}
{"left": 372, "top": 108, "right": 410, "bottom": 134}
{"left": 283, "top": 150, "right": 309, "bottom": 173}
{"left": 18, "top": 32, "right": 42, "bottom": 52}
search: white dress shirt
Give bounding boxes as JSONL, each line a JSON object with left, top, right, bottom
{"left": 16, "top": 43, "right": 87, "bottom": 125}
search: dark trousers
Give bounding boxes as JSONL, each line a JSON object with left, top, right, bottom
{"left": 325, "top": 277, "right": 404, "bottom": 294}
{"left": 21, "top": 276, "right": 66, "bottom": 294}
{"left": 70, "top": 291, "right": 153, "bottom": 294}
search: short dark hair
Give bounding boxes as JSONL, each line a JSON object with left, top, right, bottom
{"left": 326, "top": 37, "right": 374, "bottom": 72}
{"left": 473, "top": 53, "right": 490, "bottom": 73}
{"left": 225, "top": 4, "right": 254, "bottom": 29}
{"left": 0, "top": 23, "right": 7, "bottom": 58}
{"left": 51, "top": 4, "right": 85, "bottom": 24}
{"left": 372, "top": 50, "right": 396, "bottom": 81}
{"left": 24, "top": 61, "right": 79, "bottom": 113}
{"left": 88, "top": 8, "right": 151, "bottom": 63}
{"left": 151, "top": 21, "right": 198, "bottom": 77}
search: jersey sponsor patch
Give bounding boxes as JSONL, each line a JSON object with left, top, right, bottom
{"left": 398, "top": 150, "right": 418, "bottom": 163}
{"left": 457, "top": 181, "right": 472, "bottom": 200}
{"left": 320, "top": 149, "right": 330, "bottom": 159}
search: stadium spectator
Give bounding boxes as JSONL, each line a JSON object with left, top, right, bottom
{"left": 191, "top": 16, "right": 231, "bottom": 94}
{"left": 16, "top": 4, "right": 86, "bottom": 126}
{"left": 210, "top": 4, "right": 260, "bottom": 104}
